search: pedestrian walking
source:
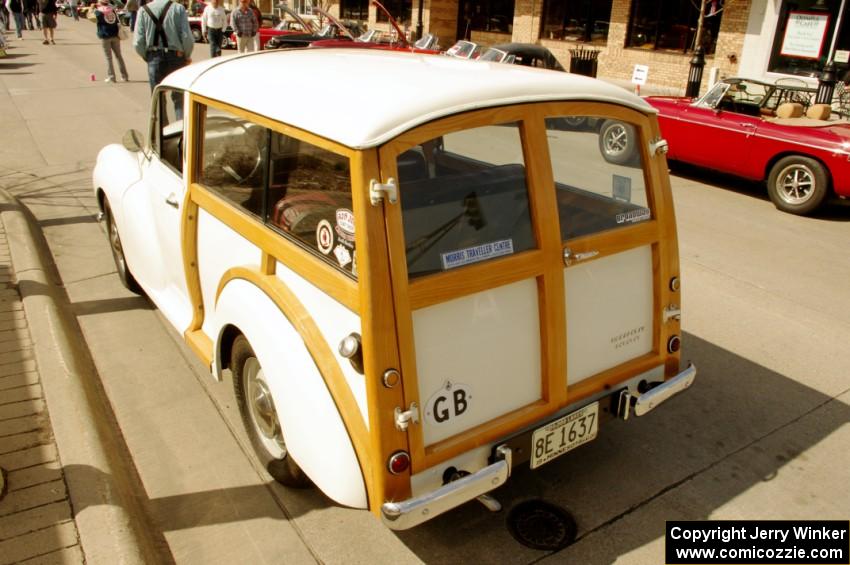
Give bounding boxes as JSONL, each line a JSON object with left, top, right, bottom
{"left": 95, "top": 0, "right": 128, "bottom": 82}
{"left": 133, "top": 0, "right": 193, "bottom": 93}
{"left": 229, "top": 0, "right": 255, "bottom": 53}
{"left": 38, "top": 0, "right": 56, "bottom": 43}
{"left": 6, "top": 0, "right": 24, "bottom": 39}
{"left": 124, "top": 0, "right": 137, "bottom": 30}
{"left": 0, "top": 2, "right": 9, "bottom": 31}
{"left": 249, "top": 0, "right": 260, "bottom": 50}
{"left": 23, "top": 0, "right": 40, "bottom": 30}
{"left": 200, "top": 0, "right": 224, "bottom": 57}
{"left": 68, "top": 0, "right": 78, "bottom": 21}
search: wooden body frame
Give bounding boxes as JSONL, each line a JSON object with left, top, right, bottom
{"left": 378, "top": 101, "right": 682, "bottom": 472}
{"left": 172, "top": 93, "right": 681, "bottom": 514}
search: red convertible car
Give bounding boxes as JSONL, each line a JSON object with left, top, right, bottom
{"left": 632, "top": 78, "right": 850, "bottom": 215}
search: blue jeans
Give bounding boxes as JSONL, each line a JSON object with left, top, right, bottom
{"left": 146, "top": 50, "right": 187, "bottom": 91}
{"left": 12, "top": 11, "right": 24, "bottom": 37}
{"left": 129, "top": 10, "right": 136, "bottom": 31}
{"left": 207, "top": 27, "right": 223, "bottom": 58}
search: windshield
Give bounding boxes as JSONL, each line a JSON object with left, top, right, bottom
{"left": 446, "top": 41, "right": 479, "bottom": 58}
{"left": 480, "top": 48, "right": 507, "bottom": 63}
{"left": 697, "top": 82, "right": 729, "bottom": 108}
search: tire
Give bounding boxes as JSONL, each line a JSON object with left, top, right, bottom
{"left": 231, "top": 336, "right": 311, "bottom": 488}
{"left": 220, "top": 35, "right": 230, "bottom": 49}
{"left": 191, "top": 27, "right": 203, "bottom": 43}
{"left": 767, "top": 155, "right": 829, "bottom": 215}
{"left": 598, "top": 119, "right": 638, "bottom": 165}
{"left": 104, "top": 201, "right": 141, "bottom": 293}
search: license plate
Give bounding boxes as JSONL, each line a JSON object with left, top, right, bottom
{"left": 530, "top": 402, "right": 599, "bottom": 469}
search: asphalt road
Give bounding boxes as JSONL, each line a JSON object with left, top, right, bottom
{"left": 1, "top": 17, "right": 849, "bottom": 564}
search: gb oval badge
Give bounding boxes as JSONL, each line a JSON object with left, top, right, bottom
{"left": 425, "top": 381, "right": 472, "bottom": 425}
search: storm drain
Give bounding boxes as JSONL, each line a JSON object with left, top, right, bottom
{"left": 507, "top": 499, "right": 577, "bottom": 551}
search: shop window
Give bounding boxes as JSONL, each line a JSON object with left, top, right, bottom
{"left": 768, "top": 1, "right": 844, "bottom": 78}
{"left": 459, "top": 0, "right": 514, "bottom": 34}
{"left": 341, "top": 0, "right": 368, "bottom": 20}
{"left": 626, "top": 0, "right": 722, "bottom": 54}
{"left": 541, "top": 0, "right": 612, "bottom": 44}
{"left": 376, "top": 0, "right": 411, "bottom": 23}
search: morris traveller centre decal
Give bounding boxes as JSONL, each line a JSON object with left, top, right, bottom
{"left": 425, "top": 381, "right": 472, "bottom": 425}
{"left": 440, "top": 239, "right": 514, "bottom": 271}
{"left": 335, "top": 208, "right": 355, "bottom": 240}
{"left": 615, "top": 208, "right": 651, "bottom": 224}
{"left": 610, "top": 325, "right": 646, "bottom": 349}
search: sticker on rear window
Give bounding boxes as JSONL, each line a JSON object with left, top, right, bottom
{"left": 616, "top": 208, "right": 651, "bottom": 224}
{"left": 440, "top": 239, "right": 514, "bottom": 271}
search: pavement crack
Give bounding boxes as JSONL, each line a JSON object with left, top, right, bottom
{"left": 542, "top": 390, "right": 850, "bottom": 560}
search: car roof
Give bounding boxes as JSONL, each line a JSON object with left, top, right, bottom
{"left": 163, "top": 49, "right": 654, "bottom": 149}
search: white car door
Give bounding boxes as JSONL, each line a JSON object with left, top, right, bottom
{"left": 124, "top": 87, "right": 193, "bottom": 332}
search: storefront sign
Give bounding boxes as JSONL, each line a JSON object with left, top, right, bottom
{"left": 835, "top": 50, "right": 850, "bottom": 64}
{"left": 780, "top": 11, "right": 830, "bottom": 59}
{"left": 631, "top": 64, "right": 649, "bottom": 85}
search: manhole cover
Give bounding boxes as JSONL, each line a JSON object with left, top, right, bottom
{"left": 507, "top": 499, "right": 577, "bottom": 551}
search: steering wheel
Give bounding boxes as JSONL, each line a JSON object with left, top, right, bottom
{"left": 202, "top": 116, "right": 263, "bottom": 185}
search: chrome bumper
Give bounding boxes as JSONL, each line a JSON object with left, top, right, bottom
{"left": 381, "top": 446, "right": 512, "bottom": 530}
{"left": 633, "top": 363, "right": 696, "bottom": 416}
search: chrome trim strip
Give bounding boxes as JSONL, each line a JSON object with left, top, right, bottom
{"left": 633, "top": 363, "right": 696, "bottom": 416}
{"left": 381, "top": 447, "right": 511, "bottom": 530}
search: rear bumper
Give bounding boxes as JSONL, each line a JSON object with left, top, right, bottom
{"left": 381, "top": 446, "right": 512, "bottom": 530}
{"left": 381, "top": 364, "right": 696, "bottom": 530}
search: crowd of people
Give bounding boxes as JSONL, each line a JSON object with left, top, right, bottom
{"left": 1, "top": 0, "right": 268, "bottom": 89}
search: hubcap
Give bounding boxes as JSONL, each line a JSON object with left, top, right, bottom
{"left": 604, "top": 125, "right": 628, "bottom": 155}
{"left": 777, "top": 164, "right": 815, "bottom": 205}
{"left": 244, "top": 358, "right": 286, "bottom": 457}
{"left": 108, "top": 216, "right": 126, "bottom": 272}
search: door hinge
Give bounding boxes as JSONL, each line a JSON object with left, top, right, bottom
{"left": 649, "top": 138, "right": 669, "bottom": 156}
{"left": 663, "top": 304, "right": 681, "bottom": 322}
{"left": 394, "top": 402, "right": 419, "bottom": 431}
{"left": 370, "top": 178, "right": 398, "bottom": 206}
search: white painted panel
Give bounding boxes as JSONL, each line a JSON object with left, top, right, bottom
{"left": 413, "top": 279, "right": 541, "bottom": 446}
{"left": 275, "top": 262, "right": 368, "bottom": 430}
{"left": 565, "top": 245, "right": 654, "bottom": 383}
{"left": 196, "top": 210, "right": 262, "bottom": 338}
{"left": 214, "top": 280, "right": 366, "bottom": 508}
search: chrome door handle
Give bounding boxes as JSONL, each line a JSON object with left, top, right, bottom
{"left": 563, "top": 247, "right": 599, "bottom": 266}
{"left": 740, "top": 122, "right": 756, "bottom": 127}
{"left": 165, "top": 193, "right": 179, "bottom": 208}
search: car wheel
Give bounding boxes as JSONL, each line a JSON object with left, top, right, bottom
{"left": 104, "top": 201, "right": 141, "bottom": 293}
{"left": 191, "top": 27, "right": 203, "bottom": 42}
{"left": 231, "top": 336, "right": 311, "bottom": 488}
{"left": 598, "top": 119, "right": 638, "bottom": 165}
{"left": 767, "top": 156, "right": 829, "bottom": 215}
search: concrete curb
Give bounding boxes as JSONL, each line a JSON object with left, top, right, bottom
{"left": 0, "top": 189, "right": 166, "bottom": 564}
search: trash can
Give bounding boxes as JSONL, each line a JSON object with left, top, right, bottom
{"left": 569, "top": 47, "right": 600, "bottom": 78}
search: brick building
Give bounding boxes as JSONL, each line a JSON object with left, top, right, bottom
{"left": 271, "top": 0, "right": 850, "bottom": 95}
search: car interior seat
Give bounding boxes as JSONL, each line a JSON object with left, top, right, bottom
{"left": 776, "top": 102, "right": 804, "bottom": 119}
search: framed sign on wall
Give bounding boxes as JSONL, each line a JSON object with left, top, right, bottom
{"left": 780, "top": 11, "right": 830, "bottom": 59}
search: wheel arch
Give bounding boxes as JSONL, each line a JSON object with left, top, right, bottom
{"left": 213, "top": 275, "right": 370, "bottom": 509}
{"left": 764, "top": 151, "right": 834, "bottom": 193}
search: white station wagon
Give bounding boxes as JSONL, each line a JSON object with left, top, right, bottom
{"left": 93, "top": 49, "right": 696, "bottom": 529}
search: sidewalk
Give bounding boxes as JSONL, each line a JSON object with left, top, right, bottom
{"left": 0, "top": 207, "right": 85, "bottom": 564}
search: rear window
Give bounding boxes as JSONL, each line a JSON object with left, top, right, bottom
{"left": 545, "top": 116, "right": 652, "bottom": 240}
{"left": 396, "top": 122, "right": 536, "bottom": 278}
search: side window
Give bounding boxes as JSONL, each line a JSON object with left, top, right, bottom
{"left": 266, "top": 131, "right": 355, "bottom": 275}
{"left": 197, "top": 105, "right": 356, "bottom": 276}
{"left": 545, "top": 116, "right": 651, "bottom": 240}
{"left": 396, "top": 122, "right": 536, "bottom": 278}
{"left": 199, "top": 106, "right": 268, "bottom": 217}
{"left": 153, "top": 87, "right": 186, "bottom": 175}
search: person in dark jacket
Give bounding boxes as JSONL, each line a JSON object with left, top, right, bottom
{"left": 38, "top": 0, "right": 57, "bottom": 44}
{"left": 23, "top": 0, "right": 39, "bottom": 30}
{"left": 94, "top": 0, "right": 128, "bottom": 81}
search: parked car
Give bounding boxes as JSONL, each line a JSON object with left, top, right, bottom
{"left": 227, "top": 9, "right": 309, "bottom": 49}
{"left": 479, "top": 43, "right": 565, "bottom": 71}
{"left": 93, "top": 48, "right": 694, "bottom": 530}
{"left": 264, "top": 13, "right": 364, "bottom": 49}
{"left": 309, "top": 2, "right": 440, "bottom": 54}
{"left": 640, "top": 77, "right": 850, "bottom": 214}
{"left": 444, "top": 39, "right": 482, "bottom": 59}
